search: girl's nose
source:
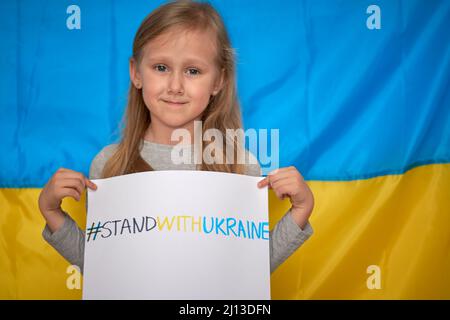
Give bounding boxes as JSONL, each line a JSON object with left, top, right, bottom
{"left": 167, "top": 71, "right": 184, "bottom": 95}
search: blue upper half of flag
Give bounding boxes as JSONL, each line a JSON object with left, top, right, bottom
{"left": 1, "top": 0, "right": 449, "bottom": 187}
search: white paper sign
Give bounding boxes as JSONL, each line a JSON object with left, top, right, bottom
{"left": 83, "top": 170, "right": 270, "bottom": 300}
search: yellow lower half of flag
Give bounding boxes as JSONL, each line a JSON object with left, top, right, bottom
{"left": 1, "top": 163, "right": 449, "bottom": 299}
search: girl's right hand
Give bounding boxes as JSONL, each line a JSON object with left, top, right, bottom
{"left": 38, "top": 168, "right": 97, "bottom": 232}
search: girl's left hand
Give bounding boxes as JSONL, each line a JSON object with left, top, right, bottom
{"left": 257, "top": 166, "right": 314, "bottom": 229}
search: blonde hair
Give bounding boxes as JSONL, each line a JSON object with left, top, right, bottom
{"left": 102, "top": 0, "right": 245, "bottom": 178}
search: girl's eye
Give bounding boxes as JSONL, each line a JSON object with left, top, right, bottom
{"left": 154, "top": 64, "right": 168, "bottom": 72}
{"left": 186, "top": 68, "right": 200, "bottom": 76}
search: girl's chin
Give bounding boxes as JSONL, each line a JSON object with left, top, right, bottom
{"left": 159, "top": 117, "right": 197, "bottom": 129}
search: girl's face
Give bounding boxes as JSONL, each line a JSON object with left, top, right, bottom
{"left": 130, "top": 28, "right": 224, "bottom": 137}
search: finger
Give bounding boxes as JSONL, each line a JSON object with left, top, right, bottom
{"left": 268, "top": 175, "right": 295, "bottom": 188}
{"left": 258, "top": 176, "right": 274, "bottom": 189}
{"left": 274, "top": 188, "right": 287, "bottom": 200}
{"left": 273, "top": 184, "right": 288, "bottom": 200}
{"left": 257, "top": 177, "right": 270, "bottom": 188}
{"left": 55, "top": 169, "right": 88, "bottom": 183}
{"left": 270, "top": 175, "right": 302, "bottom": 191}
{"left": 269, "top": 166, "right": 302, "bottom": 177}
{"left": 272, "top": 181, "right": 299, "bottom": 200}
{"left": 258, "top": 168, "right": 286, "bottom": 188}
{"left": 85, "top": 178, "right": 97, "bottom": 190}
{"left": 270, "top": 174, "right": 303, "bottom": 190}
{"left": 267, "top": 169, "right": 301, "bottom": 185}
{"left": 259, "top": 167, "right": 301, "bottom": 189}
{"left": 70, "top": 171, "right": 88, "bottom": 184}
{"left": 59, "top": 187, "right": 81, "bottom": 202}
{"left": 65, "top": 174, "right": 90, "bottom": 192}
{"left": 268, "top": 169, "right": 280, "bottom": 175}
{"left": 56, "top": 178, "right": 85, "bottom": 195}
{"left": 56, "top": 167, "right": 79, "bottom": 175}
{"left": 55, "top": 169, "right": 97, "bottom": 191}
{"left": 268, "top": 167, "right": 298, "bottom": 175}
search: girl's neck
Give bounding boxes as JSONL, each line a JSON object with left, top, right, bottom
{"left": 144, "top": 121, "right": 195, "bottom": 146}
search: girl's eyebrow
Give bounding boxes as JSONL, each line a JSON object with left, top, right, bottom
{"left": 184, "top": 58, "right": 209, "bottom": 67}
{"left": 147, "top": 56, "right": 210, "bottom": 67}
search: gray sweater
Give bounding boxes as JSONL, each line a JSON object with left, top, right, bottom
{"left": 42, "top": 140, "right": 313, "bottom": 273}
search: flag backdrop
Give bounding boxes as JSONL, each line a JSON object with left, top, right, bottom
{"left": 1, "top": 0, "right": 449, "bottom": 299}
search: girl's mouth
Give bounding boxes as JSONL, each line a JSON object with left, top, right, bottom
{"left": 163, "top": 100, "right": 188, "bottom": 107}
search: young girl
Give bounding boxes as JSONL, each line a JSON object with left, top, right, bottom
{"left": 39, "top": 0, "right": 314, "bottom": 275}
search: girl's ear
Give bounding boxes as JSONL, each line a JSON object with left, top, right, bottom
{"left": 129, "top": 58, "right": 142, "bottom": 89}
{"left": 212, "top": 68, "right": 225, "bottom": 96}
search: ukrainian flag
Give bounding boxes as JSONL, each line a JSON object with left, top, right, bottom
{"left": 1, "top": 0, "right": 449, "bottom": 299}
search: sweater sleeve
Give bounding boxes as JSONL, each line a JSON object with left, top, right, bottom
{"left": 42, "top": 210, "right": 85, "bottom": 272}
{"left": 269, "top": 210, "right": 313, "bottom": 272}
{"left": 244, "top": 151, "right": 314, "bottom": 273}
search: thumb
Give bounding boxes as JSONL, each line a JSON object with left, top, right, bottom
{"left": 85, "top": 178, "right": 97, "bottom": 190}
{"left": 257, "top": 177, "right": 270, "bottom": 188}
